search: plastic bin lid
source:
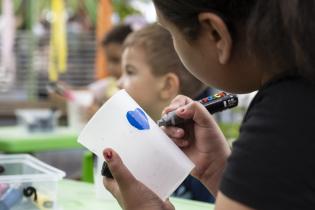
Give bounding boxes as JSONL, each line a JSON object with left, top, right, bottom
{"left": 0, "top": 154, "right": 65, "bottom": 183}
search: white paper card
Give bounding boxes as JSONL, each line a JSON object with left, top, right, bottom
{"left": 94, "top": 157, "right": 115, "bottom": 201}
{"left": 78, "top": 89, "right": 194, "bottom": 200}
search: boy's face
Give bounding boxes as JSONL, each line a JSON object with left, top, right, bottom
{"left": 118, "top": 46, "right": 165, "bottom": 119}
{"left": 104, "top": 43, "right": 124, "bottom": 79}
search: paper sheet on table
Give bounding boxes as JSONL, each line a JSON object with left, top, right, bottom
{"left": 78, "top": 89, "right": 195, "bottom": 200}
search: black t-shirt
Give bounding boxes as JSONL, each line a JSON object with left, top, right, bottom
{"left": 220, "top": 76, "right": 315, "bottom": 210}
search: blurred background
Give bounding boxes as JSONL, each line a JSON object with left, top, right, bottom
{"left": 0, "top": 0, "right": 155, "bottom": 125}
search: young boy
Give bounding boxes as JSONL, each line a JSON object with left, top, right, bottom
{"left": 89, "top": 24, "right": 133, "bottom": 105}
{"left": 117, "top": 24, "right": 214, "bottom": 203}
{"left": 118, "top": 24, "right": 207, "bottom": 121}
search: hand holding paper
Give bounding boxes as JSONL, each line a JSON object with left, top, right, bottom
{"left": 78, "top": 90, "right": 194, "bottom": 200}
{"left": 102, "top": 148, "right": 175, "bottom": 210}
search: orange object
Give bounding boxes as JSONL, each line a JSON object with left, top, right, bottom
{"left": 95, "top": 0, "right": 113, "bottom": 79}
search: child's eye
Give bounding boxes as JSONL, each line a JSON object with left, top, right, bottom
{"left": 125, "top": 65, "right": 137, "bottom": 76}
{"left": 126, "top": 69, "right": 134, "bottom": 75}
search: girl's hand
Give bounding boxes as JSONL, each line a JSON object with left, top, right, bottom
{"left": 103, "top": 149, "right": 175, "bottom": 210}
{"left": 162, "top": 95, "right": 231, "bottom": 197}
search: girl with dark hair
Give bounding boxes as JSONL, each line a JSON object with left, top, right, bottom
{"left": 102, "top": 1, "right": 315, "bottom": 210}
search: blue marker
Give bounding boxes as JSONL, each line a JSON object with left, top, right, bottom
{"left": 0, "top": 186, "right": 23, "bottom": 210}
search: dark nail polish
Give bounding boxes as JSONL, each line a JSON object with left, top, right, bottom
{"left": 105, "top": 151, "right": 112, "bottom": 161}
{"left": 101, "top": 162, "right": 114, "bottom": 179}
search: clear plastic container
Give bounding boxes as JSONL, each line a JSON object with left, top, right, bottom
{"left": 0, "top": 154, "right": 65, "bottom": 210}
{"left": 15, "top": 109, "right": 61, "bottom": 133}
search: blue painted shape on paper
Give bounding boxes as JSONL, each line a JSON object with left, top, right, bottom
{"left": 126, "top": 108, "right": 150, "bottom": 130}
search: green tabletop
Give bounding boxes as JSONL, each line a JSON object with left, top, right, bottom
{"left": 0, "top": 126, "right": 81, "bottom": 153}
{"left": 0, "top": 124, "right": 239, "bottom": 153}
{"left": 58, "top": 179, "right": 214, "bottom": 210}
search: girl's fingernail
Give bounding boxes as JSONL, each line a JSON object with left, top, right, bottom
{"left": 105, "top": 151, "right": 113, "bottom": 161}
{"left": 176, "top": 129, "right": 184, "bottom": 137}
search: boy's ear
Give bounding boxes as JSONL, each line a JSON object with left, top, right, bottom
{"left": 198, "top": 12, "right": 232, "bottom": 64}
{"left": 159, "top": 72, "right": 180, "bottom": 100}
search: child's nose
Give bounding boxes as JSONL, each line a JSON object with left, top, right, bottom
{"left": 117, "top": 77, "right": 124, "bottom": 89}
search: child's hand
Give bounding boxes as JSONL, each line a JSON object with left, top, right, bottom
{"left": 103, "top": 148, "right": 175, "bottom": 210}
{"left": 162, "top": 95, "right": 231, "bottom": 197}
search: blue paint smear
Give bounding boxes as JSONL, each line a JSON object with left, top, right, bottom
{"left": 126, "top": 108, "right": 150, "bottom": 130}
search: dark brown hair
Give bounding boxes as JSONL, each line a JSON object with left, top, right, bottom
{"left": 102, "top": 24, "right": 133, "bottom": 46}
{"left": 153, "top": 0, "right": 315, "bottom": 82}
{"left": 123, "top": 24, "right": 205, "bottom": 98}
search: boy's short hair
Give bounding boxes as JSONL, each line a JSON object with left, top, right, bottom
{"left": 123, "top": 24, "right": 205, "bottom": 98}
{"left": 102, "top": 24, "right": 133, "bottom": 46}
